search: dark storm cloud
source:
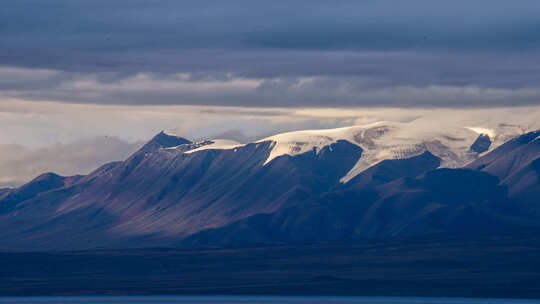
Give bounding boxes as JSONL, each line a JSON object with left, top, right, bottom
{"left": 3, "top": 0, "right": 540, "bottom": 54}
{"left": 1, "top": 0, "right": 540, "bottom": 107}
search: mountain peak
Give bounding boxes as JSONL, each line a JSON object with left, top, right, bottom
{"left": 31, "top": 172, "right": 63, "bottom": 183}
{"left": 470, "top": 134, "right": 491, "bottom": 153}
{"left": 141, "top": 131, "right": 192, "bottom": 152}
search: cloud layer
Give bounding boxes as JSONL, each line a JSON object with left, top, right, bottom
{"left": 1, "top": 0, "right": 539, "bottom": 107}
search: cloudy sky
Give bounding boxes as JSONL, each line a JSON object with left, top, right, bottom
{"left": 1, "top": 0, "right": 540, "bottom": 186}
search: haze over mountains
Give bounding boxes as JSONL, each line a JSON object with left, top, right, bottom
{"left": 1, "top": 122, "right": 539, "bottom": 251}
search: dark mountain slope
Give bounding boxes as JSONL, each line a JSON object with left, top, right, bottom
{"left": 0, "top": 137, "right": 362, "bottom": 250}
{"left": 0, "top": 172, "right": 81, "bottom": 214}
{"left": 345, "top": 150, "right": 441, "bottom": 190}
{"left": 468, "top": 130, "right": 540, "bottom": 217}
{"left": 498, "top": 155, "right": 540, "bottom": 217}
{"left": 468, "top": 130, "right": 540, "bottom": 180}
{"left": 183, "top": 167, "right": 526, "bottom": 246}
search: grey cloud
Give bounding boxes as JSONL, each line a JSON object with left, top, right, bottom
{"left": 0, "top": 137, "right": 143, "bottom": 187}
{"left": 1, "top": 0, "right": 540, "bottom": 108}
{"left": 3, "top": 69, "right": 540, "bottom": 108}
{"left": 2, "top": 0, "right": 540, "bottom": 72}
{"left": 3, "top": 0, "right": 540, "bottom": 55}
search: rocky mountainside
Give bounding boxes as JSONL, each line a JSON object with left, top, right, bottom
{"left": 0, "top": 126, "right": 539, "bottom": 251}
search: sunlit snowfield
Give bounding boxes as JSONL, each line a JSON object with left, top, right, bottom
{"left": 0, "top": 296, "right": 538, "bottom": 304}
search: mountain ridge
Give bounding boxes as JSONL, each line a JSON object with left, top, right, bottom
{"left": 0, "top": 125, "right": 539, "bottom": 251}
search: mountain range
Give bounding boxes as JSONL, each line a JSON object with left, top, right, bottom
{"left": 1, "top": 123, "right": 539, "bottom": 251}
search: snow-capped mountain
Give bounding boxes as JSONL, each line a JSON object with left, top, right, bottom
{"left": 0, "top": 125, "right": 539, "bottom": 251}
{"left": 167, "top": 121, "right": 532, "bottom": 182}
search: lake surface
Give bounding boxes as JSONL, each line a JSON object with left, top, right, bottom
{"left": 0, "top": 296, "right": 537, "bottom": 304}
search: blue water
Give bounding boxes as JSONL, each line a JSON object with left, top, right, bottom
{"left": 0, "top": 296, "right": 537, "bottom": 304}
